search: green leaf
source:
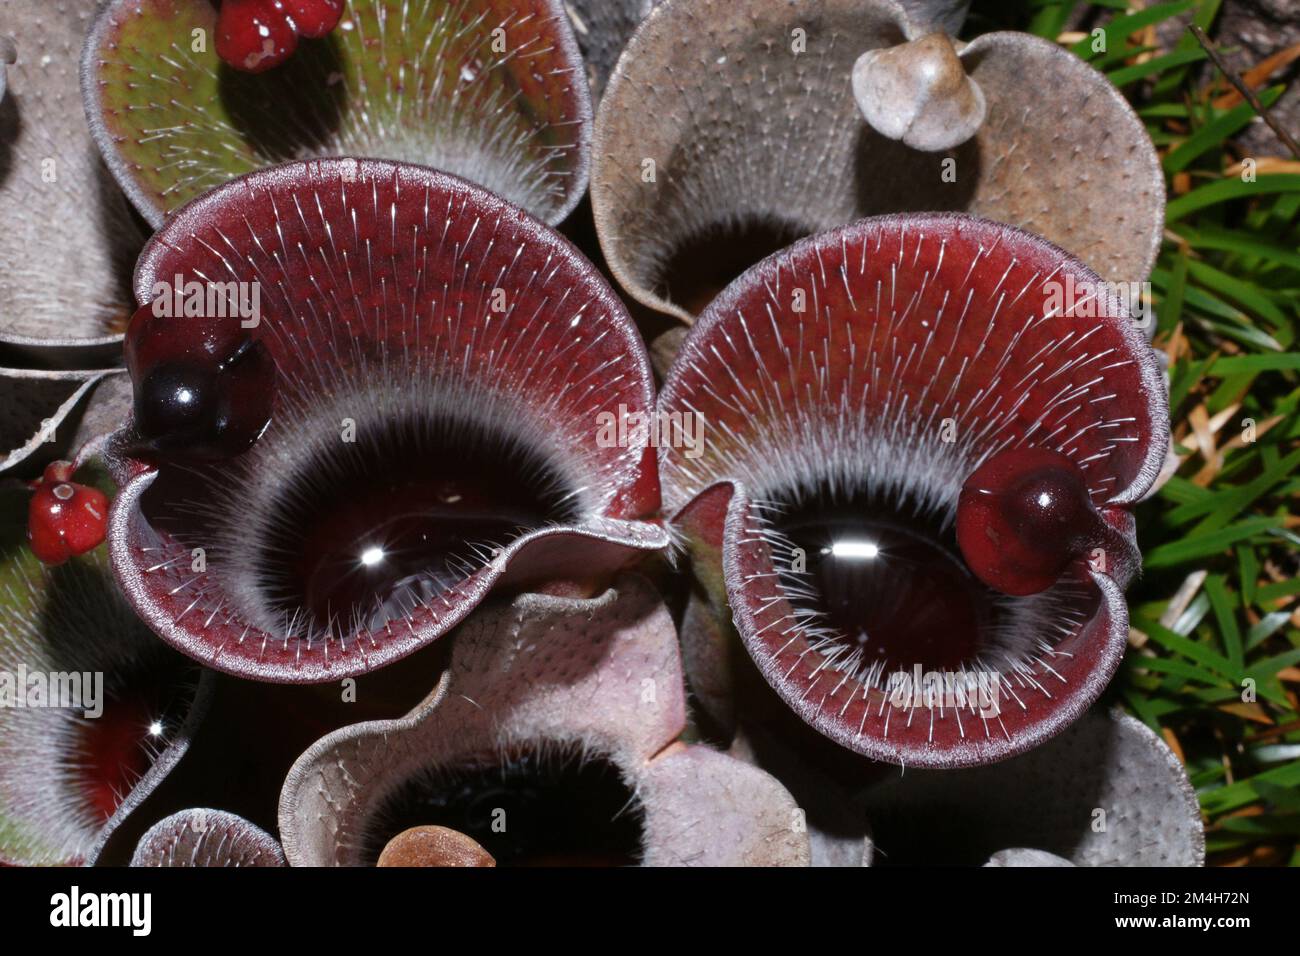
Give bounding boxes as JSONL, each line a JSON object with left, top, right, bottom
{"left": 1245, "top": 647, "right": 1300, "bottom": 681}
{"left": 1070, "top": 1, "right": 1196, "bottom": 59}
{"left": 1094, "top": 44, "right": 1159, "bottom": 71}
{"left": 1108, "top": 48, "right": 1208, "bottom": 86}
{"left": 1258, "top": 578, "right": 1300, "bottom": 605}
{"left": 1187, "top": 259, "right": 1291, "bottom": 327}
{"left": 1246, "top": 611, "right": 1291, "bottom": 649}
{"left": 1152, "top": 0, "right": 1224, "bottom": 97}
{"left": 1218, "top": 814, "right": 1300, "bottom": 836}
{"left": 1144, "top": 516, "right": 1284, "bottom": 568}
{"left": 1122, "top": 688, "right": 1166, "bottom": 729}
{"left": 1202, "top": 761, "right": 1300, "bottom": 816}
{"left": 1204, "top": 574, "right": 1244, "bottom": 670}
{"left": 1027, "top": 2, "right": 1078, "bottom": 40}
{"left": 1140, "top": 103, "right": 1193, "bottom": 119}
{"left": 1190, "top": 317, "right": 1285, "bottom": 353}
{"left": 1159, "top": 243, "right": 1189, "bottom": 337}
{"left": 1163, "top": 88, "right": 1285, "bottom": 174}
{"left": 1238, "top": 546, "right": 1259, "bottom": 607}
{"left": 1125, "top": 653, "right": 1233, "bottom": 688}
{"left": 1152, "top": 267, "right": 1257, "bottom": 324}
{"left": 1167, "top": 356, "right": 1213, "bottom": 413}
{"left": 1255, "top": 781, "right": 1300, "bottom": 812}
{"left": 1172, "top": 223, "right": 1300, "bottom": 273}
{"left": 1143, "top": 621, "right": 1242, "bottom": 682}
{"left": 1166, "top": 175, "right": 1300, "bottom": 222}
{"left": 1166, "top": 448, "right": 1300, "bottom": 533}
{"left": 1208, "top": 353, "right": 1300, "bottom": 376}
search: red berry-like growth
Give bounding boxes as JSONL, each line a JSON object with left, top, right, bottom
{"left": 125, "top": 302, "right": 276, "bottom": 461}
{"left": 955, "top": 447, "right": 1106, "bottom": 596}
{"left": 282, "top": 0, "right": 346, "bottom": 37}
{"left": 215, "top": 0, "right": 345, "bottom": 74}
{"left": 27, "top": 462, "right": 110, "bottom": 566}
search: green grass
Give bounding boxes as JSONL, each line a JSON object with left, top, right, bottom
{"left": 996, "top": 0, "right": 1300, "bottom": 866}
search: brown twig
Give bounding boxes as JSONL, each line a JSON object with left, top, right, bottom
{"left": 1190, "top": 25, "right": 1300, "bottom": 161}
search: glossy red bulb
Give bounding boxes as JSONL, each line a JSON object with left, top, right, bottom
{"left": 216, "top": 0, "right": 298, "bottom": 73}
{"left": 283, "top": 0, "right": 345, "bottom": 37}
{"left": 125, "top": 302, "right": 276, "bottom": 461}
{"left": 215, "top": 0, "right": 344, "bottom": 74}
{"left": 27, "top": 462, "right": 110, "bottom": 566}
{"left": 955, "top": 447, "right": 1104, "bottom": 596}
